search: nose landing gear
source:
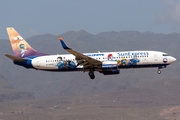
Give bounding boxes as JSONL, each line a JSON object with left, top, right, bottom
{"left": 157, "top": 66, "right": 166, "bottom": 74}
{"left": 157, "top": 69, "right": 161, "bottom": 74}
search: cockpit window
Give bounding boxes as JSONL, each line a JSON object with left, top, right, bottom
{"left": 163, "top": 54, "right": 169, "bottom": 56}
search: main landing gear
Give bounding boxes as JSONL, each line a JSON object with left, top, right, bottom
{"left": 88, "top": 70, "right": 95, "bottom": 79}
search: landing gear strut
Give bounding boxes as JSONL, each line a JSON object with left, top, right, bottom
{"left": 88, "top": 71, "right": 95, "bottom": 79}
{"left": 157, "top": 66, "right": 166, "bottom": 74}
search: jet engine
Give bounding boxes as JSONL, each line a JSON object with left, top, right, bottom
{"left": 100, "top": 61, "right": 120, "bottom": 75}
{"left": 101, "top": 61, "right": 118, "bottom": 70}
{"left": 101, "top": 69, "right": 120, "bottom": 75}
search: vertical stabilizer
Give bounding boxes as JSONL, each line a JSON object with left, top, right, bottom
{"left": 7, "top": 27, "right": 37, "bottom": 58}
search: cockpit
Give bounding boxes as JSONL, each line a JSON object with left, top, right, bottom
{"left": 162, "top": 54, "right": 169, "bottom": 56}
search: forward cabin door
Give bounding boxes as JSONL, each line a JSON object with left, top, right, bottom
{"left": 154, "top": 53, "right": 158, "bottom": 61}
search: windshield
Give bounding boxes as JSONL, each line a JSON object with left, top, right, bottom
{"left": 162, "top": 54, "right": 169, "bottom": 56}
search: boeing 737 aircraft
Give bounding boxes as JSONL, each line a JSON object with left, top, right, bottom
{"left": 5, "top": 27, "right": 176, "bottom": 79}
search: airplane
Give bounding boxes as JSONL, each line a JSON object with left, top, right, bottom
{"left": 5, "top": 27, "right": 176, "bottom": 79}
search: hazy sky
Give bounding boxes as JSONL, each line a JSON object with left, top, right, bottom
{"left": 1, "top": 0, "right": 180, "bottom": 39}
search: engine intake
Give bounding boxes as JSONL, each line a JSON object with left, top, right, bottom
{"left": 102, "top": 61, "right": 118, "bottom": 70}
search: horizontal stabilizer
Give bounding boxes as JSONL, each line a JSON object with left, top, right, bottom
{"left": 4, "top": 54, "right": 26, "bottom": 62}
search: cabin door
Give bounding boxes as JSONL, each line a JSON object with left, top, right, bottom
{"left": 154, "top": 54, "right": 158, "bottom": 61}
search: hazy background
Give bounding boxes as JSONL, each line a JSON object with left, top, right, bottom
{"left": 0, "top": 30, "right": 180, "bottom": 120}
{"left": 1, "top": 0, "right": 180, "bottom": 38}
{"left": 0, "top": 1, "right": 180, "bottom": 119}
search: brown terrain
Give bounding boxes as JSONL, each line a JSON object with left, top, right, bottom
{"left": 0, "top": 77, "right": 179, "bottom": 119}
{"left": 160, "top": 106, "right": 180, "bottom": 120}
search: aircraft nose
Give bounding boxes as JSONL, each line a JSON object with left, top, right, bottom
{"left": 170, "top": 57, "right": 176, "bottom": 63}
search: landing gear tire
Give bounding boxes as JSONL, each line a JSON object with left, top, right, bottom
{"left": 88, "top": 71, "right": 95, "bottom": 79}
{"left": 157, "top": 69, "right": 161, "bottom": 74}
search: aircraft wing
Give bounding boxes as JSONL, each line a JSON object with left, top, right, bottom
{"left": 59, "top": 38, "right": 102, "bottom": 69}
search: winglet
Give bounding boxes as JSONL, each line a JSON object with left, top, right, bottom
{"left": 59, "top": 37, "right": 70, "bottom": 49}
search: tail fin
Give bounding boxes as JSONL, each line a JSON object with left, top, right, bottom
{"left": 7, "top": 27, "right": 36, "bottom": 58}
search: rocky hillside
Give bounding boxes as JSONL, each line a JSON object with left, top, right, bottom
{"left": 0, "top": 73, "right": 34, "bottom": 101}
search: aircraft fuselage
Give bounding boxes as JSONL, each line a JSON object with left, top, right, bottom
{"left": 15, "top": 51, "right": 176, "bottom": 72}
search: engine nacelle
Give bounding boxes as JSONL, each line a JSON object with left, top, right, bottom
{"left": 101, "top": 69, "right": 120, "bottom": 75}
{"left": 102, "top": 61, "right": 118, "bottom": 70}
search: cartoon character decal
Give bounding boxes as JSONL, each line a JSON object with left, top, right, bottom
{"left": 107, "top": 54, "right": 140, "bottom": 66}
{"left": 19, "top": 42, "right": 27, "bottom": 57}
{"left": 128, "top": 58, "right": 140, "bottom": 65}
{"left": 7, "top": 28, "right": 47, "bottom": 58}
{"left": 117, "top": 58, "right": 140, "bottom": 66}
{"left": 11, "top": 35, "right": 31, "bottom": 57}
{"left": 56, "top": 56, "right": 76, "bottom": 69}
